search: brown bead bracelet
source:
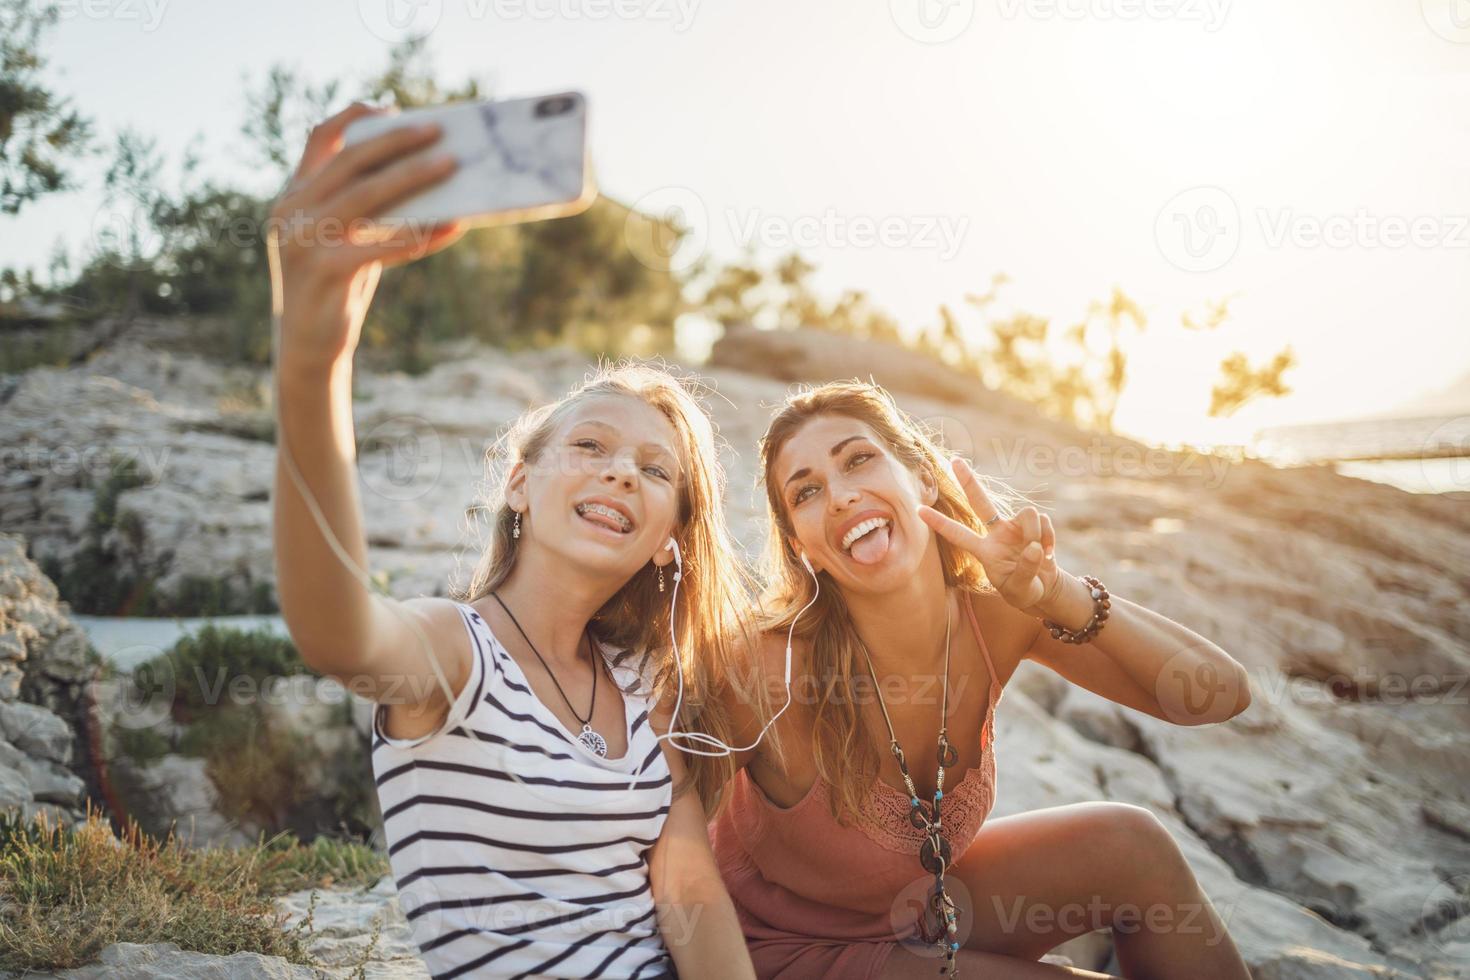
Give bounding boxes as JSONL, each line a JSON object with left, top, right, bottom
{"left": 1042, "top": 574, "right": 1111, "bottom": 644}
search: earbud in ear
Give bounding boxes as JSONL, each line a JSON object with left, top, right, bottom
{"left": 800, "top": 551, "right": 815, "bottom": 574}
{"left": 666, "top": 537, "right": 682, "bottom": 581}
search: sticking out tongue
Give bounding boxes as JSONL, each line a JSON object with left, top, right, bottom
{"left": 849, "top": 524, "right": 891, "bottom": 565}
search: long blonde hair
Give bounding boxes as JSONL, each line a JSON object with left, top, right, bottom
{"left": 455, "top": 359, "right": 759, "bottom": 808}
{"left": 755, "top": 380, "right": 1034, "bottom": 825}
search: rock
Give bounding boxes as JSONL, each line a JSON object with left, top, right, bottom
{"left": 275, "top": 875, "right": 426, "bottom": 973}
{"left": 1250, "top": 947, "right": 1420, "bottom": 979}
{"left": 0, "top": 698, "right": 72, "bottom": 764}
{"left": 0, "top": 941, "right": 321, "bottom": 979}
{"left": 3, "top": 316, "right": 1468, "bottom": 979}
{"left": 992, "top": 690, "right": 1443, "bottom": 977}
{"left": 109, "top": 753, "right": 255, "bottom": 850}
{"left": 710, "top": 322, "right": 1038, "bottom": 421}
{"left": 0, "top": 761, "right": 30, "bottom": 809}
{"left": 0, "top": 662, "right": 21, "bottom": 700}
{"left": 0, "top": 533, "right": 100, "bottom": 828}
{"left": 17, "top": 752, "right": 86, "bottom": 805}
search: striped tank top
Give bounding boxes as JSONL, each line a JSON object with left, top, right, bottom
{"left": 370, "top": 600, "right": 676, "bottom": 980}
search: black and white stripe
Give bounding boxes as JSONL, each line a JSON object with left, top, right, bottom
{"left": 371, "top": 602, "right": 675, "bottom": 979}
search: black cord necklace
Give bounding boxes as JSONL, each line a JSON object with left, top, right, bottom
{"left": 491, "top": 592, "right": 608, "bottom": 757}
{"left": 855, "top": 588, "right": 963, "bottom": 976}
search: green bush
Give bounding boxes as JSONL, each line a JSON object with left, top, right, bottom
{"left": 40, "top": 455, "right": 154, "bottom": 615}
{"left": 0, "top": 321, "right": 78, "bottom": 373}
{"left": 132, "top": 623, "right": 305, "bottom": 717}
{"left": 110, "top": 725, "right": 170, "bottom": 768}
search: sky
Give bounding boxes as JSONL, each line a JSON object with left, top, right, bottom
{"left": 7, "top": 0, "right": 1470, "bottom": 452}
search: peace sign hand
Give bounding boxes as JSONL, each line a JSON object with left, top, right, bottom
{"left": 917, "top": 456, "right": 1062, "bottom": 618}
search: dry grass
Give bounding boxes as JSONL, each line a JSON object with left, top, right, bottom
{"left": 0, "top": 803, "right": 388, "bottom": 973}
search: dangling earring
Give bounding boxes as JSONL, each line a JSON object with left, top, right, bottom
{"left": 657, "top": 564, "right": 665, "bottom": 592}
{"left": 512, "top": 510, "right": 521, "bottom": 539}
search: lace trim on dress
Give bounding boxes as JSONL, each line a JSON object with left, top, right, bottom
{"left": 849, "top": 711, "right": 998, "bottom": 856}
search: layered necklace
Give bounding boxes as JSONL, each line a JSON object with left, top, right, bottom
{"left": 491, "top": 592, "right": 608, "bottom": 757}
{"left": 854, "top": 589, "right": 963, "bottom": 976}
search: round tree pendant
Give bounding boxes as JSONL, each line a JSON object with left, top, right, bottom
{"left": 920, "top": 833, "right": 952, "bottom": 874}
{"left": 578, "top": 725, "right": 608, "bottom": 757}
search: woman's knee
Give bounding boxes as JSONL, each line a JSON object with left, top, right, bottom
{"left": 1097, "top": 803, "right": 1195, "bottom": 896}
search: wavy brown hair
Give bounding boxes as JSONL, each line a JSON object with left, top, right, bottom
{"left": 454, "top": 359, "right": 760, "bottom": 808}
{"left": 755, "top": 380, "right": 1034, "bottom": 825}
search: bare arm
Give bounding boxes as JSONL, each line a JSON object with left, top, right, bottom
{"left": 922, "top": 456, "right": 1251, "bottom": 727}
{"left": 648, "top": 729, "right": 755, "bottom": 980}
{"left": 272, "top": 358, "right": 467, "bottom": 707}
{"left": 268, "top": 100, "right": 469, "bottom": 706}
{"left": 272, "top": 353, "right": 375, "bottom": 673}
{"left": 1023, "top": 571, "right": 1253, "bottom": 726}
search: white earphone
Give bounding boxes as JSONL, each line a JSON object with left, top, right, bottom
{"left": 652, "top": 539, "right": 816, "bottom": 761}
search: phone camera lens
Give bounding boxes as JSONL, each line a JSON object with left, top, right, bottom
{"left": 534, "top": 95, "right": 576, "bottom": 118}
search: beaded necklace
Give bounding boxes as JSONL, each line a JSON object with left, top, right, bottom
{"left": 855, "top": 590, "right": 963, "bottom": 976}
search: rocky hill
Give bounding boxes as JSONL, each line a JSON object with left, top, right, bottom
{"left": 1, "top": 317, "right": 1467, "bottom": 977}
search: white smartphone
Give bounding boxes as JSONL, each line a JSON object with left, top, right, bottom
{"left": 341, "top": 92, "right": 596, "bottom": 229}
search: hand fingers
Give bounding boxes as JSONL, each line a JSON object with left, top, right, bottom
{"left": 1017, "top": 537, "right": 1044, "bottom": 576}
{"left": 917, "top": 504, "right": 985, "bottom": 558}
{"left": 289, "top": 102, "right": 385, "bottom": 189}
{"left": 950, "top": 456, "right": 1003, "bottom": 526}
{"left": 1008, "top": 539, "right": 1046, "bottom": 606}
{"left": 1016, "top": 505, "right": 1041, "bottom": 547}
{"left": 1040, "top": 513, "right": 1055, "bottom": 560}
{"left": 361, "top": 220, "right": 468, "bottom": 268}
{"left": 309, "top": 121, "right": 447, "bottom": 208}
{"left": 323, "top": 146, "right": 458, "bottom": 227}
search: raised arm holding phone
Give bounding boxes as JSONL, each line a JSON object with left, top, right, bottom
{"left": 268, "top": 100, "right": 756, "bottom": 980}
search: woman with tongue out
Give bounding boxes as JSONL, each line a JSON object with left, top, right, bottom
{"left": 702, "top": 381, "right": 1254, "bottom": 979}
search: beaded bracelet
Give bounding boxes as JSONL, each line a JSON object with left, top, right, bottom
{"left": 1042, "top": 574, "right": 1111, "bottom": 644}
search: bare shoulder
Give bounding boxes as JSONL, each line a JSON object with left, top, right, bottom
{"left": 965, "top": 589, "right": 1040, "bottom": 687}
{"left": 725, "top": 626, "right": 801, "bottom": 725}
{"left": 709, "top": 625, "right": 810, "bottom": 771}
{"left": 757, "top": 625, "right": 806, "bottom": 675}
{"left": 376, "top": 595, "right": 475, "bottom": 709}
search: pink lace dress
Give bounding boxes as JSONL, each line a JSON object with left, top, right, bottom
{"left": 709, "top": 599, "right": 1004, "bottom": 979}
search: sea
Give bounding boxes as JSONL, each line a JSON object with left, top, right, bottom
{"left": 1250, "top": 413, "right": 1470, "bottom": 495}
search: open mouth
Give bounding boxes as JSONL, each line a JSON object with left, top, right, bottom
{"left": 575, "top": 501, "right": 634, "bottom": 535}
{"left": 841, "top": 516, "right": 890, "bottom": 552}
{"left": 840, "top": 515, "right": 893, "bottom": 565}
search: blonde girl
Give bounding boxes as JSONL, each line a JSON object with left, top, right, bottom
{"left": 269, "top": 101, "right": 756, "bottom": 979}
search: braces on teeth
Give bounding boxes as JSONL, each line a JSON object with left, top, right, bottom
{"left": 577, "top": 502, "right": 632, "bottom": 532}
